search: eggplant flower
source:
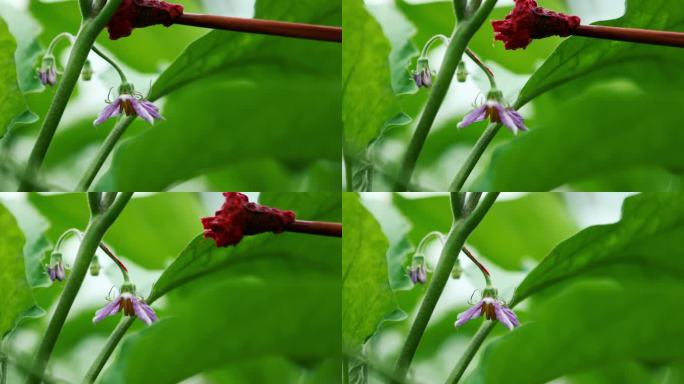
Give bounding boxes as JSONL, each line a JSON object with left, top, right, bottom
{"left": 407, "top": 254, "right": 428, "bottom": 284}
{"left": 412, "top": 58, "right": 433, "bottom": 89}
{"left": 458, "top": 90, "right": 528, "bottom": 134}
{"left": 38, "top": 55, "right": 58, "bottom": 86}
{"left": 455, "top": 289, "right": 519, "bottom": 330}
{"left": 93, "top": 283, "right": 157, "bottom": 325}
{"left": 47, "top": 252, "right": 66, "bottom": 282}
{"left": 94, "top": 83, "right": 162, "bottom": 126}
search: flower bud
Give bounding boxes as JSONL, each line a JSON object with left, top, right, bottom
{"left": 89, "top": 256, "right": 101, "bottom": 276}
{"left": 456, "top": 61, "right": 468, "bottom": 83}
{"left": 82, "top": 59, "right": 93, "bottom": 81}
{"left": 38, "top": 55, "right": 58, "bottom": 86}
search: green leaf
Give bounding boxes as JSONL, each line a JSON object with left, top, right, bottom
{"left": 393, "top": 193, "right": 577, "bottom": 270}
{"left": 512, "top": 193, "right": 684, "bottom": 304}
{"left": 0, "top": 16, "right": 30, "bottom": 138}
{"left": 97, "top": 74, "right": 341, "bottom": 191}
{"left": 0, "top": 202, "right": 38, "bottom": 337}
{"left": 0, "top": 4, "right": 44, "bottom": 93}
{"left": 150, "top": 192, "right": 340, "bottom": 301}
{"left": 468, "top": 281, "right": 684, "bottom": 384}
{"left": 342, "top": 193, "right": 398, "bottom": 350}
{"left": 343, "top": 0, "right": 409, "bottom": 156}
{"left": 102, "top": 278, "right": 340, "bottom": 384}
{"left": 474, "top": 89, "right": 684, "bottom": 191}
{"left": 517, "top": 0, "right": 684, "bottom": 106}
{"left": 28, "top": 193, "right": 204, "bottom": 269}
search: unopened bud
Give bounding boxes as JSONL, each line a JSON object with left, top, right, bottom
{"left": 82, "top": 59, "right": 93, "bottom": 81}
{"left": 456, "top": 61, "right": 468, "bottom": 82}
{"left": 89, "top": 256, "right": 101, "bottom": 276}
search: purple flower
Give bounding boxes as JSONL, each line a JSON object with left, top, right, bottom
{"left": 94, "top": 84, "right": 162, "bottom": 126}
{"left": 458, "top": 91, "right": 528, "bottom": 134}
{"left": 408, "top": 264, "right": 427, "bottom": 284}
{"left": 47, "top": 262, "right": 65, "bottom": 282}
{"left": 47, "top": 252, "right": 66, "bottom": 282}
{"left": 412, "top": 58, "right": 433, "bottom": 89}
{"left": 38, "top": 56, "right": 58, "bottom": 86}
{"left": 455, "top": 297, "right": 520, "bottom": 330}
{"left": 93, "top": 286, "right": 158, "bottom": 325}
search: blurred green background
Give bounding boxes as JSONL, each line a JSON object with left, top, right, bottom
{"left": 343, "top": 0, "right": 684, "bottom": 191}
{"left": 0, "top": 0, "right": 341, "bottom": 191}
{"left": 0, "top": 192, "right": 341, "bottom": 383}
{"left": 343, "top": 192, "right": 684, "bottom": 383}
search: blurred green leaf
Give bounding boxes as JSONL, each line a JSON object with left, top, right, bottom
{"left": 343, "top": 0, "right": 409, "bottom": 156}
{"left": 0, "top": 202, "right": 38, "bottom": 337}
{"left": 513, "top": 193, "right": 684, "bottom": 304}
{"left": 97, "top": 74, "right": 340, "bottom": 191}
{"left": 342, "top": 193, "right": 398, "bottom": 350}
{"left": 475, "top": 89, "right": 684, "bottom": 191}
{"left": 393, "top": 193, "right": 577, "bottom": 270}
{"left": 28, "top": 193, "right": 204, "bottom": 269}
{"left": 0, "top": 17, "right": 30, "bottom": 138}
{"left": 468, "top": 281, "right": 684, "bottom": 384}
{"left": 0, "top": 4, "right": 43, "bottom": 93}
{"left": 151, "top": 192, "right": 340, "bottom": 300}
{"left": 102, "top": 278, "right": 340, "bottom": 384}
{"left": 517, "top": 0, "right": 684, "bottom": 106}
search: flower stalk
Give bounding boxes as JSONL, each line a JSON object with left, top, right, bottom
{"left": 392, "top": 192, "right": 499, "bottom": 381}
{"left": 26, "top": 193, "right": 133, "bottom": 384}
{"left": 571, "top": 24, "right": 684, "bottom": 48}
{"left": 18, "top": 0, "right": 124, "bottom": 191}
{"left": 392, "top": 0, "right": 498, "bottom": 191}
{"left": 285, "top": 220, "right": 342, "bottom": 237}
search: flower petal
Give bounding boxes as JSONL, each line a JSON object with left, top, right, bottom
{"left": 507, "top": 108, "right": 528, "bottom": 132}
{"left": 132, "top": 298, "right": 156, "bottom": 325}
{"left": 494, "top": 303, "right": 515, "bottom": 330}
{"left": 93, "top": 297, "right": 122, "bottom": 323}
{"left": 502, "top": 306, "right": 520, "bottom": 327}
{"left": 455, "top": 301, "right": 484, "bottom": 327}
{"left": 131, "top": 98, "right": 155, "bottom": 124}
{"left": 496, "top": 104, "right": 520, "bottom": 134}
{"left": 139, "top": 100, "right": 163, "bottom": 120}
{"left": 458, "top": 105, "right": 487, "bottom": 129}
{"left": 94, "top": 99, "right": 122, "bottom": 126}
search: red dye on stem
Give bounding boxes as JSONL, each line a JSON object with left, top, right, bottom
{"left": 492, "top": 0, "right": 580, "bottom": 50}
{"left": 98, "top": 242, "right": 128, "bottom": 273}
{"left": 572, "top": 24, "right": 684, "bottom": 48}
{"left": 286, "top": 220, "right": 342, "bottom": 237}
{"left": 107, "top": 0, "right": 183, "bottom": 40}
{"left": 461, "top": 246, "right": 490, "bottom": 276}
{"left": 202, "top": 193, "right": 296, "bottom": 247}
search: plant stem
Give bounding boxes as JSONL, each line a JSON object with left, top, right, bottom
{"left": 448, "top": 122, "right": 501, "bottom": 191}
{"left": 392, "top": 193, "right": 499, "bottom": 381}
{"left": 572, "top": 24, "right": 684, "bottom": 48}
{"left": 75, "top": 116, "right": 134, "bottom": 191}
{"left": 26, "top": 193, "right": 132, "bottom": 384}
{"left": 175, "top": 13, "right": 342, "bottom": 43}
{"left": 90, "top": 45, "right": 128, "bottom": 83}
{"left": 463, "top": 192, "right": 482, "bottom": 215}
{"left": 82, "top": 317, "right": 135, "bottom": 383}
{"left": 453, "top": 0, "right": 467, "bottom": 21}
{"left": 392, "top": 0, "right": 498, "bottom": 191}
{"left": 342, "top": 357, "right": 350, "bottom": 384}
{"left": 18, "top": 0, "right": 123, "bottom": 192}
{"left": 450, "top": 192, "right": 466, "bottom": 219}
{"left": 344, "top": 152, "right": 353, "bottom": 192}
{"left": 444, "top": 321, "right": 496, "bottom": 383}
{"left": 464, "top": 49, "right": 495, "bottom": 88}
{"left": 45, "top": 32, "right": 74, "bottom": 56}
{"left": 461, "top": 246, "right": 489, "bottom": 276}
{"left": 285, "top": 220, "right": 342, "bottom": 237}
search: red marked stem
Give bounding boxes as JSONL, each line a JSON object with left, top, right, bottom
{"left": 572, "top": 24, "right": 684, "bottom": 48}
{"left": 286, "top": 220, "right": 342, "bottom": 237}
{"left": 461, "top": 246, "right": 490, "bottom": 276}
{"left": 175, "top": 13, "right": 341, "bottom": 43}
{"left": 98, "top": 242, "right": 128, "bottom": 273}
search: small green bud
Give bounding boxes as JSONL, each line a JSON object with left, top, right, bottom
{"left": 456, "top": 61, "right": 468, "bottom": 82}
{"left": 82, "top": 59, "right": 93, "bottom": 81}
{"left": 89, "top": 256, "right": 101, "bottom": 276}
{"left": 451, "top": 263, "right": 464, "bottom": 279}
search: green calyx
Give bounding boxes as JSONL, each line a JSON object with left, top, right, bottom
{"left": 456, "top": 61, "right": 468, "bottom": 82}
{"left": 416, "top": 57, "right": 430, "bottom": 73}
{"left": 82, "top": 59, "right": 94, "bottom": 81}
{"left": 118, "top": 82, "right": 135, "bottom": 95}
{"left": 119, "top": 281, "right": 137, "bottom": 294}
{"left": 482, "top": 286, "right": 498, "bottom": 298}
{"left": 486, "top": 89, "right": 503, "bottom": 103}
{"left": 49, "top": 252, "right": 63, "bottom": 266}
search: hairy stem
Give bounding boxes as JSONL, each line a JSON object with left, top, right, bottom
{"left": 82, "top": 317, "right": 135, "bottom": 383}
{"left": 449, "top": 122, "right": 501, "bottom": 191}
{"left": 26, "top": 193, "right": 132, "bottom": 384}
{"left": 445, "top": 321, "right": 496, "bottom": 383}
{"left": 392, "top": 193, "right": 499, "bottom": 380}
{"left": 75, "top": 116, "right": 134, "bottom": 191}
{"left": 18, "top": 0, "right": 123, "bottom": 191}
{"left": 392, "top": 0, "right": 498, "bottom": 191}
